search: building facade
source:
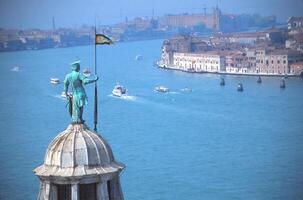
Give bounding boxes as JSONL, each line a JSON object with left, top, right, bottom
{"left": 173, "top": 52, "right": 225, "bottom": 72}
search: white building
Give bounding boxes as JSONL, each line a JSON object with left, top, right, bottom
{"left": 173, "top": 52, "right": 225, "bottom": 72}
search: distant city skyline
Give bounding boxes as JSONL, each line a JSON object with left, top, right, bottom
{"left": 0, "top": 0, "right": 303, "bottom": 29}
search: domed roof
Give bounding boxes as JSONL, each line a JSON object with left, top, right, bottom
{"left": 34, "top": 124, "right": 124, "bottom": 178}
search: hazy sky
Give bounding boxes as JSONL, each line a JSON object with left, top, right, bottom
{"left": 0, "top": 0, "right": 303, "bottom": 29}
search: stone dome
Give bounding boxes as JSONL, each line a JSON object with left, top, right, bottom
{"left": 34, "top": 124, "right": 124, "bottom": 178}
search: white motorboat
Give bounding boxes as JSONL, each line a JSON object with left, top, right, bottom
{"left": 61, "top": 92, "right": 72, "bottom": 99}
{"left": 112, "top": 84, "right": 127, "bottom": 97}
{"left": 50, "top": 78, "right": 60, "bottom": 84}
{"left": 155, "top": 86, "right": 170, "bottom": 93}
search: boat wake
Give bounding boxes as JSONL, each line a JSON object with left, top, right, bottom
{"left": 108, "top": 94, "right": 137, "bottom": 102}
{"left": 49, "top": 94, "right": 67, "bottom": 101}
{"left": 169, "top": 91, "right": 181, "bottom": 94}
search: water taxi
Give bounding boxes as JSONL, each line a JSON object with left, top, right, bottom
{"left": 50, "top": 78, "right": 60, "bottom": 84}
{"left": 112, "top": 84, "right": 128, "bottom": 97}
{"left": 155, "top": 86, "right": 170, "bottom": 93}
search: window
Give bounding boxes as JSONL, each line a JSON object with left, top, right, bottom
{"left": 80, "top": 183, "right": 97, "bottom": 200}
{"left": 57, "top": 184, "right": 71, "bottom": 200}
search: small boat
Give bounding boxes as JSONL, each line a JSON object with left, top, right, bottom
{"left": 257, "top": 76, "right": 262, "bottom": 83}
{"left": 11, "top": 66, "right": 20, "bottom": 72}
{"left": 135, "top": 54, "right": 143, "bottom": 61}
{"left": 280, "top": 79, "right": 286, "bottom": 89}
{"left": 220, "top": 78, "right": 225, "bottom": 86}
{"left": 61, "top": 92, "right": 72, "bottom": 99}
{"left": 155, "top": 86, "right": 170, "bottom": 93}
{"left": 50, "top": 78, "right": 60, "bottom": 84}
{"left": 83, "top": 68, "right": 91, "bottom": 77}
{"left": 112, "top": 84, "right": 127, "bottom": 97}
{"left": 181, "top": 87, "right": 192, "bottom": 92}
{"left": 237, "top": 83, "right": 243, "bottom": 92}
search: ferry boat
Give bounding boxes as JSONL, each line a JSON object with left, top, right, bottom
{"left": 237, "top": 83, "right": 243, "bottom": 92}
{"left": 280, "top": 79, "right": 286, "bottom": 89}
{"left": 50, "top": 78, "right": 60, "bottom": 84}
{"left": 155, "top": 86, "right": 170, "bottom": 93}
{"left": 83, "top": 68, "right": 91, "bottom": 77}
{"left": 220, "top": 78, "right": 225, "bottom": 86}
{"left": 257, "top": 76, "right": 262, "bottom": 83}
{"left": 112, "top": 84, "right": 127, "bottom": 97}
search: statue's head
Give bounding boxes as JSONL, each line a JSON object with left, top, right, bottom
{"left": 70, "top": 61, "right": 81, "bottom": 72}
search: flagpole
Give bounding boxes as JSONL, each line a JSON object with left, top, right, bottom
{"left": 94, "top": 25, "right": 98, "bottom": 131}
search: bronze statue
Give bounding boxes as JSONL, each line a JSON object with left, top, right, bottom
{"left": 64, "top": 61, "right": 98, "bottom": 123}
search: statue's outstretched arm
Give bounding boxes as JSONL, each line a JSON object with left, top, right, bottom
{"left": 81, "top": 74, "right": 99, "bottom": 85}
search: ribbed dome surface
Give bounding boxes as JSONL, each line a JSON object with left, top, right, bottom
{"left": 34, "top": 124, "right": 124, "bottom": 178}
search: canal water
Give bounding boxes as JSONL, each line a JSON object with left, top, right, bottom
{"left": 0, "top": 39, "right": 303, "bottom": 200}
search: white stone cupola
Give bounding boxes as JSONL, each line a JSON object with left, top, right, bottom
{"left": 34, "top": 124, "right": 125, "bottom": 200}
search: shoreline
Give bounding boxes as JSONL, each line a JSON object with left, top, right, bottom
{"left": 155, "top": 62, "right": 302, "bottom": 78}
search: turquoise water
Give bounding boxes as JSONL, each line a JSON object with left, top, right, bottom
{"left": 0, "top": 40, "right": 303, "bottom": 200}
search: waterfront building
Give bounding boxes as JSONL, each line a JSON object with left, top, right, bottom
{"left": 257, "top": 49, "right": 303, "bottom": 75}
{"left": 160, "top": 7, "right": 221, "bottom": 31}
{"left": 290, "top": 61, "right": 303, "bottom": 76}
{"left": 216, "top": 29, "right": 284, "bottom": 45}
{"left": 286, "top": 33, "right": 303, "bottom": 52}
{"left": 288, "top": 17, "right": 303, "bottom": 34}
{"left": 173, "top": 52, "right": 225, "bottom": 72}
{"left": 34, "top": 124, "right": 125, "bottom": 200}
{"left": 225, "top": 52, "right": 251, "bottom": 73}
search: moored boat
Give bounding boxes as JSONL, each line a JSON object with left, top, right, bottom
{"left": 257, "top": 76, "right": 262, "bottom": 83}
